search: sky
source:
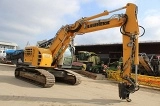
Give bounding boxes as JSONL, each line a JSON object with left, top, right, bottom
{"left": 0, "top": 0, "right": 160, "bottom": 49}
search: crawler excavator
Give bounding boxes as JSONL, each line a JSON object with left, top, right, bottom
{"left": 15, "top": 3, "right": 143, "bottom": 101}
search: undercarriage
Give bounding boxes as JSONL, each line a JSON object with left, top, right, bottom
{"left": 15, "top": 65, "right": 81, "bottom": 88}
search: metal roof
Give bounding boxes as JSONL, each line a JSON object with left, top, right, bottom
{"left": 75, "top": 40, "right": 160, "bottom": 47}
{"left": 0, "top": 41, "right": 18, "bottom": 46}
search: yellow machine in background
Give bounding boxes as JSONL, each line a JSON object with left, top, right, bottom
{"left": 15, "top": 3, "right": 143, "bottom": 102}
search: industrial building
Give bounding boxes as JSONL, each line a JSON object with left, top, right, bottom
{"left": 0, "top": 41, "right": 18, "bottom": 50}
{"left": 75, "top": 41, "right": 160, "bottom": 64}
{"left": 0, "top": 41, "right": 18, "bottom": 58}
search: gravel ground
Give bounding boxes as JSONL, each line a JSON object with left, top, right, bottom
{"left": 0, "top": 64, "right": 160, "bottom": 106}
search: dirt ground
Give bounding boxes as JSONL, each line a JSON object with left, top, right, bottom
{"left": 0, "top": 64, "right": 160, "bottom": 106}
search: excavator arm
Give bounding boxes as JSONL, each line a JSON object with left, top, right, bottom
{"left": 49, "top": 3, "right": 140, "bottom": 101}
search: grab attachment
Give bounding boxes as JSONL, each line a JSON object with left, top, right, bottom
{"left": 118, "top": 77, "right": 139, "bottom": 102}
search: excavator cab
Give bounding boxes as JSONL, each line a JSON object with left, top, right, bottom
{"left": 61, "top": 48, "right": 74, "bottom": 69}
